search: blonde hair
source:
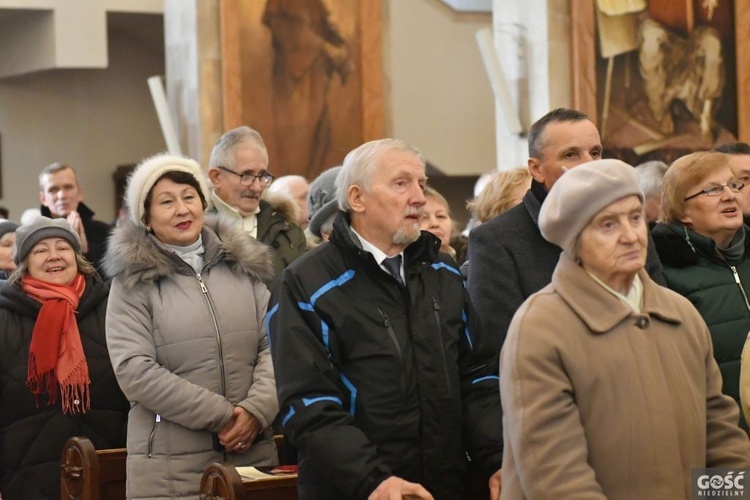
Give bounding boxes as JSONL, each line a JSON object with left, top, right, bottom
{"left": 468, "top": 167, "right": 531, "bottom": 223}
{"left": 424, "top": 186, "right": 450, "bottom": 215}
{"left": 661, "top": 151, "right": 731, "bottom": 225}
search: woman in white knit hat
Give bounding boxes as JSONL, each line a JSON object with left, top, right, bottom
{"left": 499, "top": 159, "right": 750, "bottom": 499}
{"left": 104, "top": 153, "right": 278, "bottom": 499}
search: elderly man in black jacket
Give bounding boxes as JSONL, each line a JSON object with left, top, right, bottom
{"left": 268, "top": 138, "right": 503, "bottom": 500}
{"left": 467, "top": 108, "right": 665, "bottom": 352}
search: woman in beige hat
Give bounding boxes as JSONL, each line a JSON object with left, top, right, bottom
{"left": 500, "top": 159, "right": 750, "bottom": 499}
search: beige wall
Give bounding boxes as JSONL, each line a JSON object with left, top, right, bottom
{"left": 386, "top": 0, "right": 495, "bottom": 175}
{"left": 0, "top": 0, "right": 563, "bottom": 220}
{"left": 0, "top": 18, "right": 166, "bottom": 222}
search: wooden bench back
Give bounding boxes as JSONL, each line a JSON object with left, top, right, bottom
{"left": 60, "top": 437, "right": 127, "bottom": 500}
{"left": 199, "top": 462, "right": 297, "bottom": 500}
{"left": 61, "top": 435, "right": 294, "bottom": 500}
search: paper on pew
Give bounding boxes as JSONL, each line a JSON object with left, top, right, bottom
{"left": 235, "top": 466, "right": 296, "bottom": 481}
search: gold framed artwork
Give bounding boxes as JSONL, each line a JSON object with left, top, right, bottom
{"left": 571, "top": 0, "right": 750, "bottom": 164}
{"left": 219, "top": 0, "right": 384, "bottom": 179}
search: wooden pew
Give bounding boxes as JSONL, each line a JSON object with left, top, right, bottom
{"left": 60, "top": 435, "right": 291, "bottom": 500}
{"left": 60, "top": 437, "right": 127, "bottom": 500}
{"left": 199, "top": 463, "right": 297, "bottom": 500}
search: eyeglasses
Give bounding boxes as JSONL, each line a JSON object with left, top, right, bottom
{"left": 684, "top": 180, "right": 745, "bottom": 201}
{"left": 217, "top": 166, "right": 274, "bottom": 187}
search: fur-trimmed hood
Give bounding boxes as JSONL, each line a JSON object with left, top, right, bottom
{"left": 261, "top": 191, "right": 301, "bottom": 227}
{"left": 104, "top": 213, "right": 273, "bottom": 289}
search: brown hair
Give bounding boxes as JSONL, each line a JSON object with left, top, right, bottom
{"left": 143, "top": 170, "right": 208, "bottom": 225}
{"left": 468, "top": 167, "right": 531, "bottom": 223}
{"left": 9, "top": 253, "right": 95, "bottom": 285}
{"left": 660, "top": 151, "right": 732, "bottom": 224}
{"left": 424, "top": 186, "right": 451, "bottom": 215}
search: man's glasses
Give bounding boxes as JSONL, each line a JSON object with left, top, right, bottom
{"left": 684, "top": 180, "right": 745, "bottom": 201}
{"left": 217, "top": 166, "right": 274, "bottom": 187}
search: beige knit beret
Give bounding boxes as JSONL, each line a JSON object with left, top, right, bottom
{"left": 539, "top": 159, "right": 644, "bottom": 256}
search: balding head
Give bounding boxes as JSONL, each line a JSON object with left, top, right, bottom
{"left": 268, "top": 175, "right": 310, "bottom": 228}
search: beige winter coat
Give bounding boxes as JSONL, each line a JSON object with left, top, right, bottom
{"left": 501, "top": 255, "right": 750, "bottom": 500}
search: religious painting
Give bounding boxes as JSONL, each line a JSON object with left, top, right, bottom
{"left": 220, "top": 0, "right": 384, "bottom": 180}
{"left": 571, "top": 0, "right": 750, "bottom": 164}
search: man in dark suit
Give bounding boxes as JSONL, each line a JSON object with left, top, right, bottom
{"left": 467, "top": 108, "right": 664, "bottom": 351}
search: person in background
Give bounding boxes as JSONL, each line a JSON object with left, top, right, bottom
{"left": 714, "top": 142, "right": 750, "bottom": 220}
{"left": 268, "top": 174, "right": 310, "bottom": 230}
{"left": 104, "top": 154, "right": 278, "bottom": 499}
{"left": 269, "top": 139, "right": 503, "bottom": 499}
{"left": 305, "top": 166, "right": 342, "bottom": 248}
{"left": 461, "top": 167, "right": 532, "bottom": 278}
{"left": 0, "top": 207, "right": 8, "bottom": 219}
{"left": 467, "top": 167, "right": 532, "bottom": 225}
{"left": 20, "top": 209, "right": 41, "bottom": 226}
{"left": 38, "top": 163, "right": 111, "bottom": 274}
{"left": 652, "top": 151, "right": 750, "bottom": 429}
{"left": 501, "top": 159, "right": 750, "bottom": 499}
{"left": 461, "top": 172, "right": 494, "bottom": 236}
{"left": 468, "top": 108, "right": 664, "bottom": 353}
{"left": 420, "top": 186, "right": 457, "bottom": 260}
{"left": 0, "top": 220, "right": 18, "bottom": 281}
{"left": 0, "top": 217, "right": 128, "bottom": 500}
{"left": 208, "top": 126, "right": 306, "bottom": 284}
{"left": 634, "top": 160, "right": 668, "bottom": 228}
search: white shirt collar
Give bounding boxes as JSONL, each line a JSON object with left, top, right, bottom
{"left": 351, "top": 227, "right": 405, "bottom": 282}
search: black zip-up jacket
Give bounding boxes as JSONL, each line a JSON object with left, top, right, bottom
{"left": 268, "top": 212, "right": 503, "bottom": 499}
{"left": 0, "top": 273, "right": 129, "bottom": 500}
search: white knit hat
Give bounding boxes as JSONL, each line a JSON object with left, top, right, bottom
{"left": 539, "top": 159, "right": 644, "bottom": 256}
{"left": 125, "top": 153, "right": 211, "bottom": 227}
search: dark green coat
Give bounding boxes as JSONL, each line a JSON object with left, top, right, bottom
{"left": 652, "top": 223, "right": 750, "bottom": 416}
{"left": 209, "top": 193, "right": 306, "bottom": 286}
{"left": 255, "top": 196, "right": 306, "bottom": 283}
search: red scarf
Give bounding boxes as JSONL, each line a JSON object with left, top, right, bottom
{"left": 22, "top": 273, "right": 90, "bottom": 414}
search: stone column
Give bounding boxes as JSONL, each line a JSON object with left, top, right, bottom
{"left": 164, "top": 0, "right": 223, "bottom": 167}
{"left": 489, "top": 0, "right": 572, "bottom": 169}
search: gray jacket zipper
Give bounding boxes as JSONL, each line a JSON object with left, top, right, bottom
{"left": 147, "top": 414, "right": 161, "bottom": 458}
{"left": 197, "top": 272, "right": 226, "bottom": 397}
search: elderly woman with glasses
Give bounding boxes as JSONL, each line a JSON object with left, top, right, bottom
{"left": 501, "top": 159, "right": 750, "bottom": 499}
{"left": 652, "top": 151, "right": 750, "bottom": 427}
{"left": 104, "top": 154, "right": 279, "bottom": 499}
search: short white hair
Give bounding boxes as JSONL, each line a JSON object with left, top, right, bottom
{"left": 635, "top": 160, "right": 668, "bottom": 198}
{"left": 336, "top": 139, "right": 425, "bottom": 211}
{"left": 268, "top": 175, "right": 308, "bottom": 196}
{"left": 209, "top": 126, "right": 268, "bottom": 169}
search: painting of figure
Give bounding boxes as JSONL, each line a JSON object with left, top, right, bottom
{"left": 234, "top": 0, "right": 368, "bottom": 179}
{"left": 593, "top": 0, "right": 737, "bottom": 163}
